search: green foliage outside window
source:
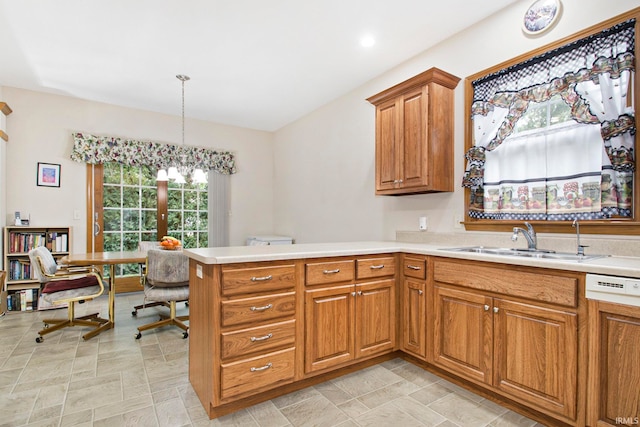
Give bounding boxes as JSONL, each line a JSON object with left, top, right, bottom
{"left": 102, "top": 163, "right": 208, "bottom": 278}
{"left": 513, "top": 95, "right": 572, "bottom": 134}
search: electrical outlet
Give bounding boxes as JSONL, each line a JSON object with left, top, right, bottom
{"left": 419, "top": 216, "right": 428, "bottom": 231}
{"left": 454, "top": 214, "right": 463, "bottom": 229}
{"left": 73, "top": 210, "right": 81, "bottom": 220}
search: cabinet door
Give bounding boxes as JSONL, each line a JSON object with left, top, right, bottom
{"left": 590, "top": 301, "right": 640, "bottom": 426}
{"left": 432, "top": 285, "right": 492, "bottom": 384}
{"left": 375, "top": 98, "right": 400, "bottom": 192}
{"left": 402, "top": 277, "right": 426, "bottom": 359}
{"left": 493, "top": 298, "right": 577, "bottom": 421}
{"left": 304, "top": 285, "right": 355, "bottom": 373}
{"left": 355, "top": 279, "right": 396, "bottom": 359}
{"left": 400, "top": 86, "right": 428, "bottom": 189}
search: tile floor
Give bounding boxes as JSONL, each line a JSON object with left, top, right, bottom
{"left": 0, "top": 293, "right": 545, "bottom": 427}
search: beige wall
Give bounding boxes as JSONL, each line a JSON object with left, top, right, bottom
{"left": 272, "top": 0, "right": 640, "bottom": 244}
{"left": 1, "top": 87, "right": 275, "bottom": 252}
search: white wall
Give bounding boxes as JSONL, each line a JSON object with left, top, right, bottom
{"left": 2, "top": 87, "right": 275, "bottom": 250}
{"left": 273, "top": 0, "right": 640, "bottom": 243}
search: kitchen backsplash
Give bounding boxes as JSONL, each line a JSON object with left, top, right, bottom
{"left": 396, "top": 231, "right": 640, "bottom": 258}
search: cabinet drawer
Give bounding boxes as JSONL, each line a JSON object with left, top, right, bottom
{"left": 357, "top": 256, "right": 396, "bottom": 279}
{"left": 220, "top": 347, "right": 295, "bottom": 400}
{"left": 306, "top": 260, "right": 355, "bottom": 285}
{"left": 221, "top": 319, "right": 296, "bottom": 360}
{"left": 221, "top": 292, "right": 295, "bottom": 327}
{"left": 221, "top": 264, "right": 296, "bottom": 296}
{"left": 403, "top": 257, "right": 426, "bottom": 279}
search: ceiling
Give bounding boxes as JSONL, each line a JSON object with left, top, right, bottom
{"left": 0, "top": 0, "right": 521, "bottom": 132}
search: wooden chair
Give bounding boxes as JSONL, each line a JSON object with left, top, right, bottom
{"left": 135, "top": 248, "right": 189, "bottom": 339}
{"left": 28, "top": 246, "right": 109, "bottom": 342}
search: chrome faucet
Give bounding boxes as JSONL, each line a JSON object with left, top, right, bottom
{"left": 512, "top": 222, "right": 537, "bottom": 250}
{"left": 572, "top": 219, "right": 587, "bottom": 256}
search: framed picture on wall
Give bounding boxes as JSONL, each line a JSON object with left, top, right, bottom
{"left": 37, "top": 162, "right": 61, "bottom": 187}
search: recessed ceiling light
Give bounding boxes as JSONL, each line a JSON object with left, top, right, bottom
{"left": 360, "top": 35, "right": 375, "bottom": 48}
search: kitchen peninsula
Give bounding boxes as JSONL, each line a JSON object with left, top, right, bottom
{"left": 184, "top": 241, "right": 640, "bottom": 427}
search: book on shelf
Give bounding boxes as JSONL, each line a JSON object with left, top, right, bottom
{"left": 7, "top": 289, "right": 39, "bottom": 311}
{"left": 46, "top": 231, "right": 69, "bottom": 252}
{"left": 8, "top": 259, "right": 32, "bottom": 281}
{"left": 8, "top": 231, "right": 46, "bottom": 253}
{"left": 7, "top": 230, "right": 69, "bottom": 254}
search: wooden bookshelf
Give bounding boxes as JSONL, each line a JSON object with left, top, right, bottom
{"left": 2, "top": 226, "right": 72, "bottom": 311}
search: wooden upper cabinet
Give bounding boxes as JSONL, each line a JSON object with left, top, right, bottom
{"left": 367, "top": 68, "right": 460, "bottom": 195}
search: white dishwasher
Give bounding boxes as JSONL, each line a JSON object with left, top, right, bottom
{"left": 586, "top": 273, "right": 640, "bottom": 307}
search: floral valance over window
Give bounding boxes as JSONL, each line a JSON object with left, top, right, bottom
{"left": 70, "top": 132, "right": 237, "bottom": 175}
{"left": 462, "top": 19, "right": 635, "bottom": 221}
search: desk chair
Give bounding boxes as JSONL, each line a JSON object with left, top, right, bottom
{"left": 29, "top": 246, "right": 109, "bottom": 342}
{"left": 135, "top": 248, "right": 189, "bottom": 339}
{"left": 131, "top": 241, "right": 167, "bottom": 316}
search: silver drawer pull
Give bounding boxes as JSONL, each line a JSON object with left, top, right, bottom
{"left": 407, "top": 265, "right": 421, "bottom": 270}
{"left": 250, "top": 362, "right": 272, "bottom": 372}
{"left": 250, "top": 333, "right": 273, "bottom": 342}
{"left": 250, "top": 303, "right": 273, "bottom": 312}
{"left": 323, "top": 269, "right": 340, "bottom": 274}
{"left": 370, "top": 265, "right": 385, "bottom": 269}
{"left": 251, "top": 275, "right": 273, "bottom": 282}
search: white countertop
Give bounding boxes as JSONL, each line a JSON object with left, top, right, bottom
{"left": 183, "top": 241, "right": 640, "bottom": 279}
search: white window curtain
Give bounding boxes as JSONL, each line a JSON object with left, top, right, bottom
{"left": 208, "top": 172, "right": 230, "bottom": 247}
{"left": 462, "top": 19, "right": 636, "bottom": 221}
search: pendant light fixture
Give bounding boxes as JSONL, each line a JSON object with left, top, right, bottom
{"left": 157, "top": 74, "right": 207, "bottom": 184}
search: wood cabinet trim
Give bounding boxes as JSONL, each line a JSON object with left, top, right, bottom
{"left": 367, "top": 67, "right": 461, "bottom": 104}
{"left": 433, "top": 257, "right": 578, "bottom": 307}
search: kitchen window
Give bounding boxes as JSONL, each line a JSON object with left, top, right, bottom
{"left": 462, "top": 12, "right": 638, "bottom": 235}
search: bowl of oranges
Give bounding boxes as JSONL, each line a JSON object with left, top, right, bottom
{"left": 159, "top": 236, "right": 182, "bottom": 250}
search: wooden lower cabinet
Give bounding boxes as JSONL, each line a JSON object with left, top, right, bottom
{"left": 305, "top": 279, "right": 396, "bottom": 373}
{"left": 189, "top": 253, "right": 598, "bottom": 426}
{"left": 588, "top": 300, "right": 640, "bottom": 426}
{"left": 305, "top": 284, "right": 355, "bottom": 372}
{"left": 430, "top": 258, "right": 584, "bottom": 425}
{"left": 493, "top": 298, "right": 577, "bottom": 420}
{"left": 402, "top": 255, "right": 427, "bottom": 359}
{"left": 355, "top": 279, "right": 396, "bottom": 359}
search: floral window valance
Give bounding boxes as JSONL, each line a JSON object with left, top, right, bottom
{"left": 462, "top": 19, "right": 635, "bottom": 221}
{"left": 70, "top": 132, "right": 237, "bottom": 175}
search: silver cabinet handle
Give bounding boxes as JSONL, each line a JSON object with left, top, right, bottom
{"left": 250, "top": 303, "right": 273, "bottom": 312}
{"left": 370, "top": 265, "right": 385, "bottom": 269}
{"left": 250, "top": 333, "right": 273, "bottom": 342}
{"left": 418, "top": 290, "right": 423, "bottom": 295}
{"left": 484, "top": 304, "right": 490, "bottom": 311}
{"left": 351, "top": 291, "right": 356, "bottom": 296}
{"left": 357, "top": 290, "right": 363, "bottom": 296}
{"left": 250, "top": 362, "right": 272, "bottom": 372}
{"left": 407, "top": 265, "right": 421, "bottom": 270}
{"left": 251, "top": 275, "right": 273, "bottom": 282}
{"left": 493, "top": 307, "right": 499, "bottom": 313}
{"left": 323, "top": 269, "right": 340, "bottom": 274}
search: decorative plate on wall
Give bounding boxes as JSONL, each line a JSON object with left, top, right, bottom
{"left": 523, "top": 0, "right": 562, "bottom": 35}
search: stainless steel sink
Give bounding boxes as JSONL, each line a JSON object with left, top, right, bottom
{"left": 440, "top": 246, "right": 608, "bottom": 262}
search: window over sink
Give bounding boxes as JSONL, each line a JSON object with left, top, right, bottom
{"left": 462, "top": 9, "right": 638, "bottom": 235}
